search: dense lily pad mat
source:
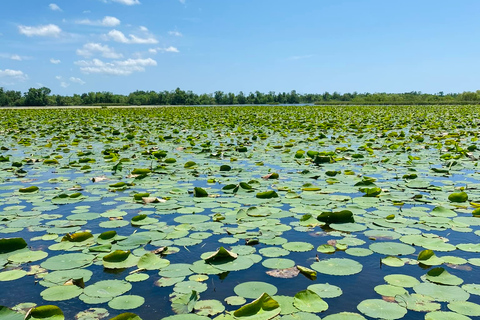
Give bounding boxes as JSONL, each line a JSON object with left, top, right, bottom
{"left": 1, "top": 105, "right": 480, "bottom": 319}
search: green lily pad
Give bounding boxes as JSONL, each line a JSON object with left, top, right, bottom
{"left": 425, "top": 267, "right": 464, "bottom": 286}
{"left": 357, "top": 299, "right": 407, "bottom": 319}
{"left": 448, "top": 301, "right": 480, "bottom": 317}
{"left": 8, "top": 250, "right": 48, "bottom": 263}
{"left": 41, "top": 253, "right": 94, "bottom": 271}
{"left": 413, "top": 283, "right": 470, "bottom": 302}
{"left": 25, "top": 305, "right": 64, "bottom": 320}
{"left": 262, "top": 258, "right": 295, "bottom": 269}
{"left": 369, "top": 242, "right": 416, "bottom": 256}
{"left": 108, "top": 295, "right": 145, "bottom": 310}
{"left": 0, "top": 270, "right": 27, "bottom": 281}
{"left": 234, "top": 281, "right": 278, "bottom": 299}
{"left": 83, "top": 280, "right": 132, "bottom": 298}
{"left": 233, "top": 292, "right": 280, "bottom": 320}
{"left": 424, "top": 311, "right": 472, "bottom": 320}
{"left": 307, "top": 283, "right": 343, "bottom": 298}
{"left": 384, "top": 274, "right": 420, "bottom": 288}
{"left": 322, "top": 313, "right": 366, "bottom": 320}
{"left": 282, "top": 241, "right": 314, "bottom": 252}
{"left": 108, "top": 313, "right": 143, "bottom": 320}
{"left": 40, "top": 285, "right": 83, "bottom": 301}
{"left": 194, "top": 299, "right": 225, "bottom": 316}
{"left": 137, "top": 253, "right": 170, "bottom": 270}
{"left": 311, "top": 258, "right": 363, "bottom": 276}
{"left": 0, "top": 306, "right": 23, "bottom": 320}
{"left": 293, "top": 289, "right": 328, "bottom": 313}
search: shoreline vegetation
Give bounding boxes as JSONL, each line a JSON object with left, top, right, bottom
{"left": 2, "top": 87, "right": 480, "bottom": 107}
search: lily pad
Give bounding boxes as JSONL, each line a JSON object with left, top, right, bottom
{"left": 234, "top": 282, "right": 278, "bottom": 299}
{"left": 311, "top": 258, "right": 363, "bottom": 276}
{"left": 357, "top": 299, "right": 407, "bottom": 319}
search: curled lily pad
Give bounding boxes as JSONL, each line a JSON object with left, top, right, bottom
{"left": 25, "top": 305, "right": 64, "bottom": 320}
{"left": 108, "top": 313, "right": 143, "bottom": 320}
{"left": 293, "top": 289, "right": 328, "bottom": 313}
{"left": 204, "top": 247, "right": 237, "bottom": 263}
{"left": 317, "top": 210, "right": 354, "bottom": 224}
{"left": 425, "top": 267, "right": 463, "bottom": 286}
{"left": 103, "top": 250, "right": 139, "bottom": 269}
{"left": 448, "top": 192, "right": 468, "bottom": 203}
{"left": 233, "top": 293, "right": 280, "bottom": 319}
{"left": 0, "top": 238, "right": 27, "bottom": 253}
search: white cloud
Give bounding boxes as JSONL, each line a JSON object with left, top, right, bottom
{"left": 139, "top": 26, "right": 148, "bottom": 32}
{"left": 10, "top": 54, "right": 22, "bottom": 61}
{"left": 60, "top": 81, "right": 69, "bottom": 88}
{"left": 50, "top": 58, "right": 61, "bottom": 64}
{"left": 111, "top": 0, "right": 140, "bottom": 5}
{"left": 77, "top": 42, "right": 123, "bottom": 59}
{"left": 76, "top": 16, "right": 121, "bottom": 27}
{"left": 106, "top": 29, "right": 158, "bottom": 44}
{"left": 75, "top": 57, "right": 157, "bottom": 75}
{"left": 149, "top": 46, "right": 179, "bottom": 54}
{"left": 168, "top": 30, "right": 183, "bottom": 37}
{"left": 19, "top": 24, "right": 62, "bottom": 37}
{"left": 69, "top": 77, "right": 85, "bottom": 85}
{"left": 0, "top": 69, "right": 28, "bottom": 81}
{"left": 49, "top": 3, "right": 62, "bottom": 11}
{"left": 179, "top": 0, "right": 185, "bottom": 4}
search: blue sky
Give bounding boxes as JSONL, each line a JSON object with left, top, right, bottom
{"left": 1, "top": 0, "right": 479, "bottom": 95}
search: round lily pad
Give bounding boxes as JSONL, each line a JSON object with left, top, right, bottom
{"left": 41, "top": 253, "right": 94, "bottom": 271}
{"left": 83, "top": 280, "right": 132, "bottom": 298}
{"left": 447, "top": 301, "right": 480, "bottom": 316}
{"left": 40, "top": 285, "right": 82, "bottom": 301}
{"left": 307, "top": 283, "right": 343, "bottom": 298}
{"left": 282, "top": 241, "right": 314, "bottom": 252}
{"left": 424, "top": 311, "right": 472, "bottom": 320}
{"left": 384, "top": 274, "right": 420, "bottom": 288}
{"left": 262, "top": 258, "right": 295, "bottom": 269}
{"left": 108, "top": 295, "right": 145, "bottom": 310}
{"left": 323, "top": 313, "right": 367, "bottom": 320}
{"left": 8, "top": 250, "right": 48, "bottom": 263}
{"left": 413, "top": 283, "right": 470, "bottom": 302}
{"left": 357, "top": 299, "right": 407, "bottom": 319}
{"left": 234, "top": 281, "right": 278, "bottom": 299}
{"left": 369, "top": 242, "right": 416, "bottom": 256}
{"left": 311, "top": 258, "right": 363, "bottom": 276}
{"left": 293, "top": 289, "right": 328, "bottom": 313}
{"left": 0, "top": 270, "right": 27, "bottom": 281}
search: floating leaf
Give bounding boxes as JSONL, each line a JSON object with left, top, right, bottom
{"left": 317, "top": 210, "right": 354, "bottom": 224}
{"left": 357, "top": 299, "right": 407, "bottom": 319}
{"left": 311, "top": 258, "right": 363, "bottom": 276}
{"left": 234, "top": 282, "right": 278, "bottom": 299}
{"left": 25, "top": 305, "right": 64, "bottom": 320}
{"left": 0, "top": 238, "right": 27, "bottom": 253}
{"left": 108, "top": 295, "right": 145, "bottom": 310}
{"left": 448, "top": 192, "right": 468, "bottom": 203}
{"left": 233, "top": 293, "right": 280, "bottom": 319}
{"left": 293, "top": 289, "right": 328, "bottom": 313}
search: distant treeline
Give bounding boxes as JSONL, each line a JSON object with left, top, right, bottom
{"left": 2, "top": 87, "right": 480, "bottom": 106}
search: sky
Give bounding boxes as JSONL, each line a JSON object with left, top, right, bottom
{"left": 1, "top": 0, "right": 480, "bottom": 96}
